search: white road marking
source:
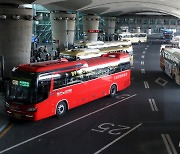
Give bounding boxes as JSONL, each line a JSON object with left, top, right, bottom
{"left": 0, "top": 94, "right": 137, "bottom": 154}
{"left": 155, "top": 78, "right": 168, "bottom": 86}
{"left": 94, "top": 123, "right": 142, "bottom": 154}
{"left": 143, "top": 51, "right": 146, "bottom": 54}
{"left": 145, "top": 48, "right": 147, "bottom": 50}
{"left": 161, "top": 134, "right": 177, "bottom": 154}
{"left": 141, "top": 55, "right": 145, "bottom": 59}
{"left": 116, "top": 94, "right": 131, "bottom": 99}
{"left": 148, "top": 99, "right": 158, "bottom": 111}
{"left": 141, "top": 69, "right": 145, "bottom": 74}
{"left": 144, "top": 81, "right": 149, "bottom": 88}
{"left": 141, "top": 61, "right": 144, "bottom": 65}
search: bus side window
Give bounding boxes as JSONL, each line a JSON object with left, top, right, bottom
{"left": 119, "top": 62, "right": 130, "bottom": 71}
{"left": 37, "top": 80, "right": 51, "bottom": 102}
{"left": 109, "top": 66, "right": 116, "bottom": 74}
{"left": 54, "top": 77, "right": 66, "bottom": 89}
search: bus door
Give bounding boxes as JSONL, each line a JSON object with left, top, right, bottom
{"left": 164, "top": 60, "right": 172, "bottom": 77}
{"left": 36, "top": 77, "right": 52, "bottom": 118}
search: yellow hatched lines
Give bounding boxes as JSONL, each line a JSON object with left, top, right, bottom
{"left": 0, "top": 124, "right": 13, "bottom": 138}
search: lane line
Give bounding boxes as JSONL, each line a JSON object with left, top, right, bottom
{"left": 162, "top": 134, "right": 172, "bottom": 154}
{"left": 144, "top": 81, "right": 149, "bottom": 88}
{"left": 141, "top": 55, "right": 144, "bottom": 59}
{"left": 141, "top": 69, "right": 145, "bottom": 74}
{"left": 149, "top": 99, "right": 155, "bottom": 111}
{"left": 141, "top": 61, "right": 144, "bottom": 65}
{"left": 142, "top": 51, "right": 146, "bottom": 54}
{"left": 151, "top": 99, "right": 158, "bottom": 111}
{"left": 0, "top": 94, "right": 137, "bottom": 154}
{"left": 148, "top": 99, "right": 158, "bottom": 112}
{"left": 94, "top": 123, "right": 142, "bottom": 154}
{"left": 161, "top": 134, "right": 177, "bottom": 154}
{"left": 166, "top": 134, "right": 178, "bottom": 154}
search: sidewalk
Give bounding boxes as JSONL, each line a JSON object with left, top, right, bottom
{"left": 0, "top": 94, "right": 10, "bottom": 134}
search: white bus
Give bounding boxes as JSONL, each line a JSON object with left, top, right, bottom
{"left": 73, "top": 40, "right": 132, "bottom": 49}
{"left": 118, "top": 33, "right": 147, "bottom": 44}
{"left": 61, "top": 45, "right": 133, "bottom": 66}
{"left": 160, "top": 47, "right": 180, "bottom": 85}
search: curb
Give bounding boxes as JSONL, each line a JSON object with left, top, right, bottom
{"left": 0, "top": 93, "right": 10, "bottom": 134}
{"left": 0, "top": 118, "right": 10, "bottom": 134}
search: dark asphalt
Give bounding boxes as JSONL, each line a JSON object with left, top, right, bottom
{"left": 0, "top": 43, "right": 180, "bottom": 154}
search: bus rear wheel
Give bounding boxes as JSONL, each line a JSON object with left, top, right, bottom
{"left": 56, "top": 101, "right": 67, "bottom": 117}
{"left": 110, "top": 84, "right": 117, "bottom": 97}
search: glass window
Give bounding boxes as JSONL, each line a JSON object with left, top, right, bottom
{"left": 123, "top": 18, "right": 129, "bottom": 24}
{"left": 150, "top": 19, "right": 155, "bottom": 24}
{"left": 137, "top": 19, "right": 141, "bottom": 24}
{"left": 143, "top": 19, "right": 148, "bottom": 24}
{"left": 129, "top": 19, "right": 135, "bottom": 24}
{"left": 170, "top": 19, "right": 176, "bottom": 25}
{"left": 178, "top": 20, "right": 180, "bottom": 25}
{"left": 164, "top": 19, "right": 169, "bottom": 25}
{"left": 157, "top": 19, "right": 162, "bottom": 24}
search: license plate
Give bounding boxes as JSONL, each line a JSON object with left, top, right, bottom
{"left": 14, "top": 114, "right": 21, "bottom": 119}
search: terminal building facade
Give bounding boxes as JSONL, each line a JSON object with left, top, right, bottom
{"left": 32, "top": 5, "right": 180, "bottom": 43}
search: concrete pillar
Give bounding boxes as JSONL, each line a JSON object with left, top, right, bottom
{"left": 147, "top": 28, "right": 152, "bottom": 34}
{"left": 0, "top": 5, "right": 33, "bottom": 78}
{"left": 104, "top": 17, "right": 116, "bottom": 36}
{"left": 83, "top": 15, "right": 100, "bottom": 41}
{"left": 50, "top": 12, "right": 76, "bottom": 51}
{"left": 136, "top": 27, "right": 141, "bottom": 33}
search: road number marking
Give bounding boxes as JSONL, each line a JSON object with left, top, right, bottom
{"left": 116, "top": 94, "right": 131, "bottom": 99}
{"left": 92, "top": 123, "right": 130, "bottom": 135}
{"left": 94, "top": 123, "right": 142, "bottom": 154}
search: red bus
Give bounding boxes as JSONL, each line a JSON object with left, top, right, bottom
{"left": 5, "top": 53, "right": 131, "bottom": 121}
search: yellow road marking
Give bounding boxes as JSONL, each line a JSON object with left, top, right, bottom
{"left": 0, "top": 124, "right": 13, "bottom": 138}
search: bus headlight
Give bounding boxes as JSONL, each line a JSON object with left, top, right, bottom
{"left": 27, "top": 107, "right": 37, "bottom": 112}
{"left": 5, "top": 102, "right": 10, "bottom": 108}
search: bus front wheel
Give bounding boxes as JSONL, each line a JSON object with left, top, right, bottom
{"left": 110, "top": 84, "right": 117, "bottom": 97}
{"left": 56, "top": 101, "right": 67, "bottom": 117}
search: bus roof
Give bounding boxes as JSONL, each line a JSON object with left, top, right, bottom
{"left": 16, "top": 53, "right": 129, "bottom": 73}
{"left": 164, "top": 48, "right": 180, "bottom": 60}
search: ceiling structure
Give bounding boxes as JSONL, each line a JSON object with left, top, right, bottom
{"left": 1, "top": 0, "right": 180, "bottom": 18}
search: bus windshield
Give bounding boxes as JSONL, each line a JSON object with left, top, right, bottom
{"left": 8, "top": 83, "right": 32, "bottom": 103}
{"left": 6, "top": 70, "right": 38, "bottom": 104}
